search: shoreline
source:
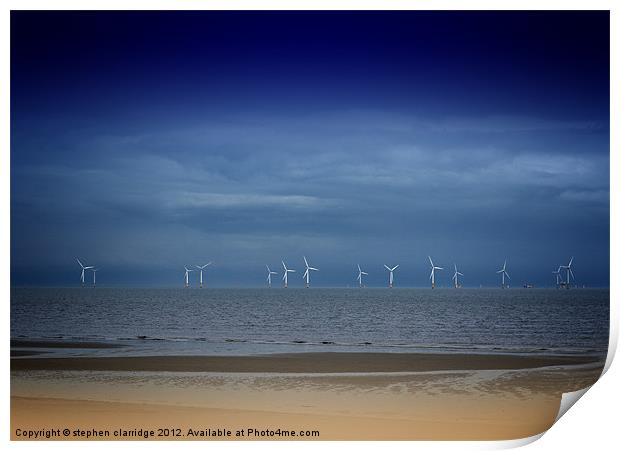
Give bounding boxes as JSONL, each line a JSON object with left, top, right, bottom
{"left": 11, "top": 351, "right": 602, "bottom": 373}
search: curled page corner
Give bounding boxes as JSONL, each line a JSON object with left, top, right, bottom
{"left": 495, "top": 431, "right": 546, "bottom": 449}
{"left": 554, "top": 386, "right": 591, "bottom": 423}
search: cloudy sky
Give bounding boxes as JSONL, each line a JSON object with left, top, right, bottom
{"left": 11, "top": 11, "right": 609, "bottom": 287}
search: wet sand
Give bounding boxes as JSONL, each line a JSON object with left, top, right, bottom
{"left": 11, "top": 351, "right": 604, "bottom": 440}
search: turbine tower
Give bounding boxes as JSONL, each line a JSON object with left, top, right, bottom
{"left": 184, "top": 266, "right": 194, "bottom": 288}
{"left": 384, "top": 264, "right": 399, "bottom": 288}
{"left": 357, "top": 264, "right": 368, "bottom": 288}
{"left": 282, "top": 260, "right": 295, "bottom": 288}
{"left": 452, "top": 264, "right": 463, "bottom": 288}
{"left": 552, "top": 266, "right": 564, "bottom": 289}
{"left": 428, "top": 256, "right": 443, "bottom": 289}
{"left": 91, "top": 268, "right": 99, "bottom": 288}
{"left": 561, "top": 257, "right": 575, "bottom": 289}
{"left": 266, "top": 265, "right": 278, "bottom": 288}
{"left": 302, "top": 256, "right": 319, "bottom": 288}
{"left": 76, "top": 258, "right": 94, "bottom": 287}
{"left": 496, "top": 259, "right": 510, "bottom": 288}
{"left": 195, "top": 262, "right": 212, "bottom": 288}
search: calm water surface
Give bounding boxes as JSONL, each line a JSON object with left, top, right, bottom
{"left": 10, "top": 288, "right": 609, "bottom": 357}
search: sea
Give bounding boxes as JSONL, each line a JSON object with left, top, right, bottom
{"left": 10, "top": 288, "right": 610, "bottom": 358}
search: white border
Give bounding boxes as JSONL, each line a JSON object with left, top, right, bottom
{"left": 2, "top": 2, "right": 617, "bottom": 451}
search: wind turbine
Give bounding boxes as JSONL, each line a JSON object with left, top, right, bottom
{"left": 552, "top": 266, "right": 564, "bottom": 289}
{"left": 91, "top": 268, "right": 99, "bottom": 287}
{"left": 76, "top": 258, "right": 94, "bottom": 287}
{"left": 195, "top": 262, "right": 212, "bottom": 288}
{"left": 184, "top": 266, "right": 194, "bottom": 288}
{"left": 384, "top": 264, "right": 399, "bottom": 288}
{"left": 561, "top": 257, "right": 575, "bottom": 289}
{"left": 302, "top": 256, "right": 319, "bottom": 288}
{"left": 266, "top": 265, "right": 278, "bottom": 288}
{"left": 452, "top": 264, "right": 463, "bottom": 288}
{"left": 357, "top": 264, "right": 368, "bottom": 288}
{"left": 496, "top": 259, "right": 510, "bottom": 288}
{"left": 282, "top": 260, "right": 295, "bottom": 288}
{"left": 428, "top": 256, "right": 443, "bottom": 289}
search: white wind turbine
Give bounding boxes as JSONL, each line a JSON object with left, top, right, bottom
{"left": 76, "top": 258, "right": 94, "bottom": 287}
{"left": 195, "top": 262, "right": 212, "bottom": 288}
{"left": 428, "top": 256, "right": 443, "bottom": 289}
{"left": 561, "top": 257, "right": 575, "bottom": 289}
{"left": 266, "top": 265, "right": 278, "bottom": 288}
{"left": 452, "top": 264, "right": 463, "bottom": 288}
{"left": 552, "top": 266, "right": 564, "bottom": 288}
{"left": 282, "top": 260, "right": 295, "bottom": 288}
{"left": 302, "top": 256, "right": 319, "bottom": 288}
{"left": 496, "top": 259, "right": 510, "bottom": 288}
{"left": 91, "top": 267, "right": 99, "bottom": 287}
{"left": 384, "top": 264, "right": 399, "bottom": 288}
{"left": 357, "top": 264, "right": 368, "bottom": 288}
{"left": 184, "top": 266, "right": 194, "bottom": 288}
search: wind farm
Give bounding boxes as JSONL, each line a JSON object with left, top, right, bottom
{"left": 74, "top": 255, "right": 587, "bottom": 289}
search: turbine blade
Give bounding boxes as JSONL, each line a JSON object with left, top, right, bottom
{"left": 428, "top": 256, "right": 433, "bottom": 266}
{"left": 393, "top": 265, "right": 399, "bottom": 270}
{"left": 304, "top": 256, "right": 309, "bottom": 267}
{"left": 384, "top": 265, "right": 390, "bottom": 271}
{"left": 505, "top": 272, "right": 511, "bottom": 279}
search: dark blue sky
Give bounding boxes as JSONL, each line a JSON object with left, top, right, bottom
{"left": 11, "top": 11, "right": 610, "bottom": 287}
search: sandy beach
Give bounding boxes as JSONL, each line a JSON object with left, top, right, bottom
{"left": 10, "top": 345, "right": 603, "bottom": 440}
